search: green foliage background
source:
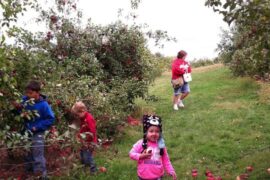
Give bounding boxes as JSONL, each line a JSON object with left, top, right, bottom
{"left": 206, "top": 0, "right": 270, "bottom": 78}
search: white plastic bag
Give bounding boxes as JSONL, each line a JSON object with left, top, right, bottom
{"left": 183, "top": 73, "right": 192, "bottom": 82}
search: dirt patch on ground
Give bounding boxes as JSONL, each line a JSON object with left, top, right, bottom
{"left": 131, "top": 106, "right": 156, "bottom": 119}
{"left": 163, "top": 64, "right": 224, "bottom": 76}
{"left": 162, "top": 71, "right": 171, "bottom": 76}
{"left": 212, "top": 101, "right": 250, "bottom": 110}
{"left": 257, "top": 82, "right": 270, "bottom": 104}
{"left": 192, "top": 64, "right": 224, "bottom": 73}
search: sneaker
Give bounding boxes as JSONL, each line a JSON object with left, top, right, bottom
{"left": 178, "top": 100, "right": 184, "bottom": 108}
{"left": 173, "top": 104, "right": 179, "bottom": 110}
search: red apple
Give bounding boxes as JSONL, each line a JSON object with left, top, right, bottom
{"left": 267, "top": 168, "right": 270, "bottom": 174}
{"left": 47, "top": 100, "right": 52, "bottom": 104}
{"left": 192, "top": 169, "right": 198, "bottom": 173}
{"left": 205, "top": 170, "right": 212, "bottom": 176}
{"left": 207, "top": 177, "right": 215, "bottom": 180}
{"left": 206, "top": 172, "right": 213, "bottom": 177}
{"left": 56, "top": 99, "right": 62, "bottom": 106}
{"left": 216, "top": 176, "right": 222, "bottom": 180}
{"left": 99, "top": 166, "right": 107, "bottom": 173}
{"left": 239, "top": 173, "right": 249, "bottom": 179}
{"left": 192, "top": 172, "right": 198, "bottom": 178}
{"left": 251, "top": 26, "right": 257, "bottom": 33}
{"left": 72, "top": 4, "right": 76, "bottom": 9}
{"left": 46, "top": 31, "right": 53, "bottom": 41}
{"left": 50, "top": 15, "right": 58, "bottom": 23}
{"left": 246, "top": 166, "right": 253, "bottom": 172}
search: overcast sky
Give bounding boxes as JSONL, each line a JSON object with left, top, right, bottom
{"left": 77, "top": 0, "right": 229, "bottom": 60}
{"left": 1, "top": 0, "right": 229, "bottom": 60}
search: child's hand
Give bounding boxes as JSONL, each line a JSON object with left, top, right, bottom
{"left": 139, "top": 149, "right": 152, "bottom": 160}
{"left": 11, "top": 101, "right": 22, "bottom": 110}
{"left": 170, "top": 172, "right": 177, "bottom": 180}
{"left": 88, "top": 132, "right": 94, "bottom": 138}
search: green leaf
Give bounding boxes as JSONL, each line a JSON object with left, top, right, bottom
{"left": 223, "top": 2, "right": 230, "bottom": 9}
{"left": 7, "top": 142, "right": 12, "bottom": 148}
{"left": 15, "top": 116, "right": 21, "bottom": 122}
{"left": 26, "top": 114, "right": 31, "bottom": 120}
{"left": 3, "top": 75, "right": 9, "bottom": 82}
{"left": 0, "top": 35, "right": 5, "bottom": 45}
{"left": 80, "top": 133, "right": 86, "bottom": 139}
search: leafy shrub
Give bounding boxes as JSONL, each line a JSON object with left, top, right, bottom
{"left": 191, "top": 58, "right": 216, "bottom": 68}
{"left": 0, "top": 0, "right": 172, "bottom": 177}
{"left": 206, "top": 0, "right": 270, "bottom": 78}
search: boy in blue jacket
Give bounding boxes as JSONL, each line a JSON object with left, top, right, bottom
{"left": 23, "top": 81, "right": 55, "bottom": 178}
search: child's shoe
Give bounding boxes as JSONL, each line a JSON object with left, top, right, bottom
{"left": 173, "top": 104, "right": 179, "bottom": 110}
{"left": 90, "top": 165, "right": 97, "bottom": 174}
{"left": 178, "top": 100, "right": 184, "bottom": 108}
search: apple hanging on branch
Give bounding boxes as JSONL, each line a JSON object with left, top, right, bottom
{"left": 50, "top": 15, "right": 58, "bottom": 24}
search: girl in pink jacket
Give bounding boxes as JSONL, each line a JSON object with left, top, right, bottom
{"left": 129, "top": 115, "right": 177, "bottom": 180}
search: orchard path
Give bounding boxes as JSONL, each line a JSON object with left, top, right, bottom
{"left": 75, "top": 64, "right": 270, "bottom": 180}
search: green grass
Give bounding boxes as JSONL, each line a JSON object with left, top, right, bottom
{"left": 66, "top": 66, "right": 270, "bottom": 180}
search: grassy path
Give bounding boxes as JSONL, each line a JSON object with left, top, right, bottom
{"left": 76, "top": 65, "right": 270, "bottom": 180}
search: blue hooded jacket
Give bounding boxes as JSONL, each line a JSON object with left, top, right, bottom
{"left": 22, "top": 95, "right": 55, "bottom": 133}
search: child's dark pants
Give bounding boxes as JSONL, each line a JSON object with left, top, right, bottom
{"left": 80, "top": 149, "right": 97, "bottom": 173}
{"left": 25, "top": 132, "right": 47, "bottom": 177}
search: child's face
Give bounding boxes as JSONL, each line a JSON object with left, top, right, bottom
{"left": 183, "top": 54, "right": 187, "bottom": 60}
{"left": 146, "top": 126, "right": 160, "bottom": 142}
{"left": 25, "top": 89, "right": 39, "bottom": 100}
{"left": 76, "top": 110, "right": 86, "bottom": 119}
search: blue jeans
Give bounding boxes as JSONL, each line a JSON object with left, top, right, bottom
{"left": 25, "top": 132, "right": 46, "bottom": 176}
{"left": 80, "top": 149, "right": 97, "bottom": 173}
{"left": 173, "top": 83, "right": 190, "bottom": 96}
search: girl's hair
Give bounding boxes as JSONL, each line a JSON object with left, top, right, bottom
{"left": 142, "top": 115, "right": 164, "bottom": 156}
{"left": 177, "top": 50, "right": 187, "bottom": 59}
{"left": 71, "top": 101, "right": 87, "bottom": 114}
